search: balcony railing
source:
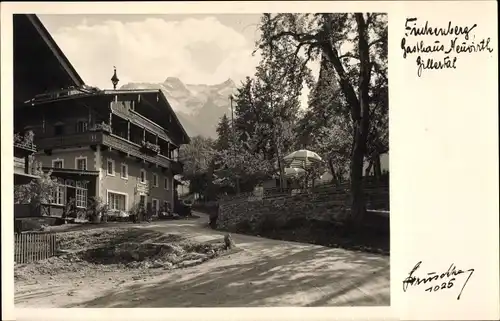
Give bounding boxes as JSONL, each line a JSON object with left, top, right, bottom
{"left": 14, "top": 156, "right": 41, "bottom": 175}
{"left": 141, "top": 140, "right": 160, "bottom": 153}
{"left": 36, "top": 131, "right": 104, "bottom": 150}
{"left": 102, "top": 134, "right": 177, "bottom": 170}
{"left": 89, "top": 122, "right": 111, "bottom": 133}
{"left": 14, "top": 132, "right": 37, "bottom": 152}
{"left": 111, "top": 102, "right": 170, "bottom": 142}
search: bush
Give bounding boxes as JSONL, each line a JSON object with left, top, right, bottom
{"left": 234, "top": 220, "right": 252, "bottom": 233}
{"left": 86, "top": 197, "right": 109, "bottom": 223}
{"left": 282, "top": 217, "right": 309, "bottom": 230}
{"left": 257, "top": 214, "right": 279, "bottom": 233}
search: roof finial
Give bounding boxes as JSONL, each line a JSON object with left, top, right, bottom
{"left": 111, "top": 66, "right": 119, "bottom": 90}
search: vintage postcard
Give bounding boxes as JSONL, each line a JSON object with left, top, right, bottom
{"left": 1, "top": 1, "right": 498, "bottom": 321}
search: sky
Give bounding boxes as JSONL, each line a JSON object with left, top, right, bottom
{"left": 39, "top": 14, "right": 318, "bottom": 108}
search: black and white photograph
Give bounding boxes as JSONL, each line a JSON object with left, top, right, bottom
{"left": 11, "top": 12, "right": 389, "bottom": 308}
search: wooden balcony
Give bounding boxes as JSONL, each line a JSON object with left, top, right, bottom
{"left": 36, "top": 130, "right": 182, "bottom": 172}
{"left": 111, "top": 101, "right": 171, "bottom": 143}
{"left": 102, "top": 134, "right": 172, "bottom": 168}
{"left": 36, "top": 131, "right": 104, "bottom": 150}
{"left": 14, "top": 157, "right": 28, "bottom": 174}
{"left": 14, "top": 132, "right": 37, "bottom": 155}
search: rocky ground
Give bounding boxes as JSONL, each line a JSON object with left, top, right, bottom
{"left": 15, "top": 227, "right": 229, "bottom": 287}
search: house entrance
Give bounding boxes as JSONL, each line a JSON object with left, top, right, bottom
{"left": 139, "top": 195, "right": 146, "bottom": 207}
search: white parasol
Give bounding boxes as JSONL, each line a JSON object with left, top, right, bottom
{"left": 284, "top": 149, "right": 323, "bottom": 169}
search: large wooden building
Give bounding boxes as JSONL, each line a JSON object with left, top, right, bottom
{"left": 13, "top": 14, "right": 190, "bottom": 217}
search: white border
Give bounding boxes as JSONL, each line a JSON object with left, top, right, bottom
{"left": 2, "top": 2, "right": 499, "bottom": 321}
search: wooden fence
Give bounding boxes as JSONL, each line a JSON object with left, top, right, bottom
{"left": 14, "top": 232, "right": 57, "bottom": 264}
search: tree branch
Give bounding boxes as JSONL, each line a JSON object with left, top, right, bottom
{"left": 368, "top": 37, "right": 385, "bottom": 48}
{"left": 338, "top": 53, "right": 360, "bottom": 60}
{"left": 321, "top": 43, "right": 360, "bottom": 119}
{"left": 270, "top": 31, "right": 320, "bottom": 44}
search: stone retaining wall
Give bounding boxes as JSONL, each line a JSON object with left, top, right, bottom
{"left": 216, "top": 187, "right": 389, "bottom": 234}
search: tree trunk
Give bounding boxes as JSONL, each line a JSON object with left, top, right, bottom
{"left": 328, "top": 159, "right": 337, "bottom": 184}
{"left": 350, "top": 126, "right": 366, "bottom": 223}
{"left": 349, "top": 13, "right": 373, "bottom": 224}
{"left": 374, "top": 152, "right": 382, "bottom": 179}
{"left": 235, "top": 176, "right": 241, "bottom": 195}
{"left": 320, "top": 13, "right": 372, "bottom": 223}
{"left": 365, "top": 158, "right": 373, "bottom": 176}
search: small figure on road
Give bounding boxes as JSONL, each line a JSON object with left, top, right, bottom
{"left": 224, "top": 233, "right": 235, "bottom": 250}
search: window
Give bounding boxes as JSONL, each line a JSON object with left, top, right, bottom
{"left": 152, "top": 173, "right": 158, "bottom": 187}
{"left": 75, "top": 181, "right": 88, "bottom": 208}
{"left": 75, "top": 157, "right": 87, "bottom": 170}
{"left": 52, "top": 159, "right": 63, "bottom": 169}
{"left": 51, "top": 185, "right": 65, "bottom": 206}
{"left": 108, "top": 191, "right": 126, "bottom": 211}
{"left": 152, "top": 199, "right": 159, "bottom": 214}
{"left": 54, "top": 124, "right": 64, "bottom": 136}
{"left": 107, "top": 159, "right": 115, "bottom": 176}
{"left": 76, "top": 120, "right": 88, "bottom": 133}
{"left": 164, "top": 177, "right": 170, "bottom": 190}
{"left": 140, "top": 169, "right": 146, "bottom": 183}
{"left": 121, "top": 164, "right": 128, "bottom": 179}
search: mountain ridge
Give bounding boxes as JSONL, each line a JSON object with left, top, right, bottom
{"left": 121, "top": 77, "right": 237, "bottom": 138}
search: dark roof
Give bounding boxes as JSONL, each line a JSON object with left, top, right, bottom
{"left": 25, "top": 89, "right": 191, "bottom": 145}
{"left": 14, "top": 14, "right": 85, "bottom": 105}
{"left": 27, "top": 15, "right": 84, "bottom": 86}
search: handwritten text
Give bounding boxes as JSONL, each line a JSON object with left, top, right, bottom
{"left": 402, "top": 261, "right": 475, "bottom": 300}
{"left": 401, "top": 17, "right": 494, "bottom": 77}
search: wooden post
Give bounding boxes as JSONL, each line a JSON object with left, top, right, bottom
{"left": 155, "top": 134, "right": 158, "bottom": 145}
{"left": 24, "top": 155, "right": 29, "bottom": 174}
{"left": 143, "top": 128, "right": 146, "bottom": 141}
{"left": 127, "top": 121, "right": 130, "bottom": 141}
{"left": 109, "top": 113, "right": 113, "bottom": 133}
{"left": 42, "top": 111, "right": 46, "bottom": 134}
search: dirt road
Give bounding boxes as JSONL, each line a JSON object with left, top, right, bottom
{"left": 15, "top": 213, "right": 390, "bottom": 307}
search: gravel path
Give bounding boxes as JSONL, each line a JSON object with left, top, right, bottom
{"left": 15, "top": 213, "right": 390, "bottom": 307}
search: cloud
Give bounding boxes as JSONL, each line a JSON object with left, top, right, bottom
{"left": 49, "top": 17, "right": 260, "bottom": 88}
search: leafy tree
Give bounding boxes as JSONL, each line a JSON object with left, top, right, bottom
{"left": 215, "top": 114, "right": 231, "bottom": 151}
{"left": 295, "top": 52, "right": 352, "bottom": 185}
{"left": 14, "top": 162, "right": 58, "bottom": 212}
{"left": 257, "top": 13, "right": 388, "bottom": 222}
{"left": 214, "top": 129, "right": 275, "bottom": 192}
{"left": 178, "top": 135, "right": 216, "bottom": 196}
{"left": 224, "top": 13, "right": 313, "bottom": 190}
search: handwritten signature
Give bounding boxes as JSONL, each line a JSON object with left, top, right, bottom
{"left": 402, "top": 261, "right": 474, "bottom": 300}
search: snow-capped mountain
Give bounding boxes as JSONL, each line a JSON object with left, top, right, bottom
{"left": 121, "top": 77, "right": 237, "bottom": 138}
